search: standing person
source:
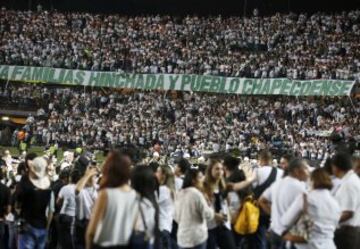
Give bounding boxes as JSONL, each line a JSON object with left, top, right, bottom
{"left": 279, "top": 153, "right": 294, "bottom": 172}
{"left": 174, "top": 167, "right": 219, "bottom": 249}
{"left": 174, "top": 159, "right": 191, "bottom": 192}
{"left": 331, "top": 153, "right": 360, "bottom": 249}
{"left": 86, "top": 153, "right": 157, "bottom": 249}
{"left": 0, "top": 170, "right": 11, "bottom": 249}
{"left": 74, "top": 166, "right": 99, "bottom": 249}
{"left": 249, "top": 150, "right": 284, "bottom": 249}
{"left": 57, "top": 169, "right": 82, "bottom": 249}
{"left": 258, "top": 159, "right": 309, "bottom": 249}
{"left": 156, "top": 165, "right": 176, "bottom": 249}
{"left": 281, "top": 168, "right": 341, "bottom": 249}
{"left": 203, "top": 160, "right": 236, "bottom": 249}
{"left": 14, "top": 157, "right": 55, "bottom": 249}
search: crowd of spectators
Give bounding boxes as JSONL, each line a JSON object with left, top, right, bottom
{"left": 1, "top": 82, "right": 359, "bottom": 161}
{"left": 0, "top": 7, "right": 360, "bottom": 80}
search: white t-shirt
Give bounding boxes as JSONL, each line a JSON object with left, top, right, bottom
{"left": 175, "top": 176, "right": 184, "bottom": 192}
{"left": 158, "top": 186, "right": 174, "bottom": 233}
{"left": 76, "top": 186, "right": 98, "bottom": 220}
{"left": 252, "top": 166, "right": 284, "bottom": 188}
{"left": 58, "top": 184, "right": 76, "bottom": 217}
{"left": 334, "top": 170, "right": 360, "bottom": 227}
{"left": 262, "top": 176, "right": 306, "bottom": 235}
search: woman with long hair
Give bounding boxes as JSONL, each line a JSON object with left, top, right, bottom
{"left": 155, "top": 165, "right": 176, "bottom": 249}
{"left": 174, "top": 167, "right": 222, "bottom": 249}
{"left": 203, "top": 160, "right": 236, "bottom": 249}
{"left": 85, "top": 151, "right": 157, "bottom": 249}
{"left": 281, "top": 168, "right": 341, "bottom": 249}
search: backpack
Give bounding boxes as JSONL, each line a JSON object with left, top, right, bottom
{"left": 234, "top": 196, "right": 260, "bottom": 235}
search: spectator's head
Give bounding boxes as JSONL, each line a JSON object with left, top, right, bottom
{"left": 70, "top": 169, "right": 81, "bottom": 184}
{"left": 59, "top": 168, "right": 70, "bottom": 184}
{"left": 182, "top": 167, "right": 204, "bottom": 190}
{"left": 155, "top": 165, "right": 175, "bottom": 194}
{"left": 310, "top": 168, "right": 333, "bottom": 190}
{"left": 223, "top": 156, "right": 240, "bottom": 177}
{"left": 204, "top": 159, "right": 226, "bottom": 196}
{"left": 131, "top": 165, "right": 157, "bottom": 202}
{"left": 280, "top": 153, "right": 294, "bottom": 170}
{"left": 175, "top": 158, "right": 190, "bottom": 177}
{"left": 149, "top": 162, "right": 160, "bottom": 174}
{"left": 25, "top": 152, "right": 37, "bottom": 171}
{"left": 287, "top": 158, "right": 309, "bottom": 182}
{"left": 258, "top": 149, "right": 272, "bottom": 166}
{"left": 99, "top": 150, "right": 132, "bottom": 189}
{"left": 331, "top": 152, "right": 353, "bottom": 178}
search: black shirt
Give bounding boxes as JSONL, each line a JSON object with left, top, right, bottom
{"left": 0, "top": 182, "right": 10, "bottom": 218}
{"left": 15, "top": 176, "right": 52, "bottom": 228}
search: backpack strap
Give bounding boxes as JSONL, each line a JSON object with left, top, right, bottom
{"left": 253, "top": 167, "right": 277, "bottom": 199}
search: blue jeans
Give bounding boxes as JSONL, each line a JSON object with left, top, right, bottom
{"left": 18, "top": 224, "right": 47, "bottom": 249}
{"left": 247, "top": 223, "right": 268, "bottom": 249}
{"left": 160, "top": 230, "right": 174, "bottom": 249}
{"left": 178, "top": 241, "right": 206, "bottom": 249}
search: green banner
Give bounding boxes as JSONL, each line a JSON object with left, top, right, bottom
{"left": 0, "top": 65, "right": 355, "bottom": 96}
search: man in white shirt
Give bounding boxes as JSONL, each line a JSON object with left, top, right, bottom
{"left": 259, "top": 158, "right": 309, "bottom": 249}
{"left": 332, "top": 153, "right": 360, "bottom": 249}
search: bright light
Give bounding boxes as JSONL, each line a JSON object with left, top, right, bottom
{"left": 1, "top": 116, "right": 9, "bottom": 121}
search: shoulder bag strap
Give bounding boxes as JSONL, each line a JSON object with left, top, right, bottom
{"left": 253, "top": 167, "right": 278, "bottom": 199}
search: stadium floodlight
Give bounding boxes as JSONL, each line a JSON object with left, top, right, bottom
{"left": 1, "top": 116, "right": 10, "bottom": 121}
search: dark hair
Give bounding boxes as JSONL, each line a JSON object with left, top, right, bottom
{"left": 311, "top": 168, "right": 333, "bottom": 190}
{"left": 281, "top": 153, "right": 294, "bottom": 163}
{"left": 17, "top": 162, "right": 27, "bottom": 175}
{"left": 70, "top": 169, "right": 82, "bottom": 184}
{"left": 25, "top": 152, "right": 37, "bottom": 169}
{"left": 182, "top": 168, "right": 201, "bottom": 189}
{"left": 323, "top": 158, "right": 333, "bottom": 175}
{"left": 223, "top": 156, "right": 240, "bottom": 172}
{"left": 258, "top": 149, "right": 272, "bottom": 164}
{"left": 99, "top": 150, "right": 131, "bottom": 189}
{"left": 149, "top": 162, "right": 160, "bottom": 173}
{"left": 176, "top": 158, "right": 191, "bottom": 174}
{"left": 131, "top": 165, "right": 160, "bottom": 244}
{"left": 287, "top": 158, "right": 306, "bottom": 174}
{"left": 59, "top": 169, "right": 70, "bottom": 180}
{"left": 331, "top": 152, "right": 353, "bottom": 172}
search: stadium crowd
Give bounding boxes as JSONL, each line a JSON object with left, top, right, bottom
{"left": 1, "top": 82, "right": 359, "bottom": 161}
{"left": 0, "top": 7, "right": 360, "bottom": 80}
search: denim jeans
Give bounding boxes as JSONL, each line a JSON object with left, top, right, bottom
{"left": 160, "top": 230, "right": 174, "bottom": 249}
{"left": 269, "top": 231, "right": 285, "bottom": 249}
{"left": 58, "top": 214, "right": 75, "bottom": 249}
{"left": 247, "top": 223, "right": 268, "bottom": 249}
{"left": 18, "top": 224, "right": 47, "bottom": 249}
{"left": 178, "top": 241, "right": 207, "bottom": 249}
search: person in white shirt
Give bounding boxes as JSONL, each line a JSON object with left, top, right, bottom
{"left": 203, "top": 160, "right": 236, "bottom": 249}
{"left": 281, "top": 168, "right": 341, "bottom": 249}
{"left": 174, "top": 158, "right": 191, "bottom": 192}
{"left": 156, "top": 165, "right": 176, "bottom": 249}
{"left": 331, "top": 153, "right": 360, "bottom": 249}
{"left": 259, "top": 158, "right": 309, "bottom": 249}
{"left": 57, "top": 169, "right": 81, "bottom": 249}
{"left": 86, "top": 153, "right": 157, "bottom": 249}
{"left": 174, "top": 167, "right": 223, "bottom": 249}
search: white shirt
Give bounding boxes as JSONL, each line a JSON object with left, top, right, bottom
{"left": 281, "top": 189, "right": 341, "bottom": 249}
{"left": 334, "top": 170, "right": 360, "bottom": 227}
{"left": 158, "top": 186, "right": 174, "bottom": 233}
{"left": 94, "top": 188, "right": 155, "bottom": 246}
{"left": 175, "top": 176, "right": 184, "bottom": 192}
{"left": 252, "top": 165, "right": 284, "bottom": 188}
{"left": 59, "top": 184, "right": 76, "bottom": 217}
{"left": 76, "top": 186, "right": 98, "bottom": 220}
{"left": 262, "top": 176, "right": 306, "bottom": 235}
{"left": 174, "top": 187, "right": 214, "bottom": 248}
